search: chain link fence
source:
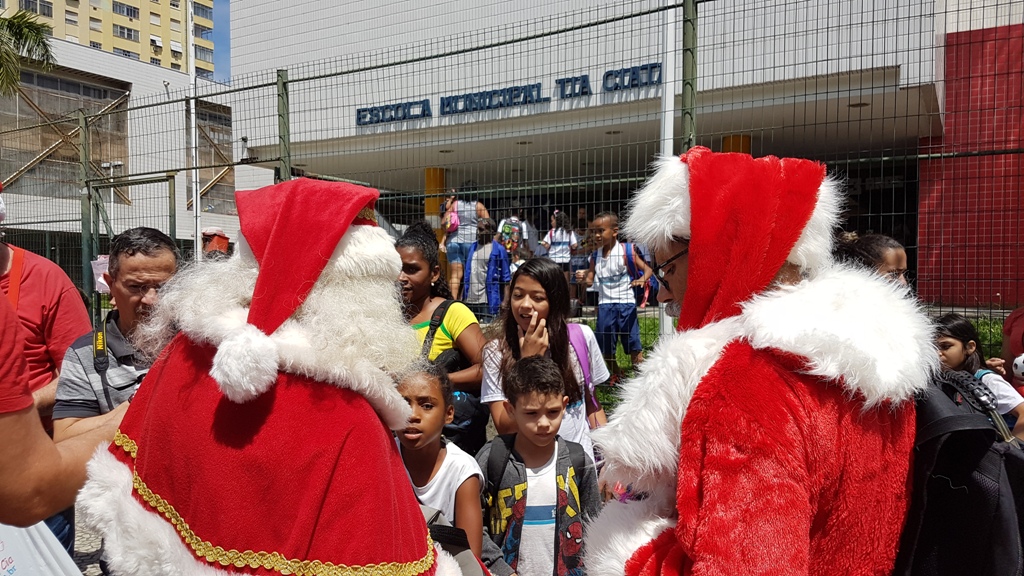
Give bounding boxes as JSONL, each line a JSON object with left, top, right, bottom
{"left": 1, "top": 0, "right": 1021, "bottom": 360}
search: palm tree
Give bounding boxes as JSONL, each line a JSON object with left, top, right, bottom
{"left": 0, "top": 9, "right": 56, "bottom": 97}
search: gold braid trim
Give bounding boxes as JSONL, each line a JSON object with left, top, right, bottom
{"left": 355, "top": 207, "right": 378, "bottom": 224}
{"left": 112, "top": 431, "right": 435, "bottom": 576}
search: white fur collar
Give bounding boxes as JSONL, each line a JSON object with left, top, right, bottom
{"left": 175, "top": 307, "right": 412, "bottom": 431}
{"left": 595, "top": 265, "right": 936, "bottom": 490}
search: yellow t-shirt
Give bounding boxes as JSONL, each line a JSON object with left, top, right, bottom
{"left": 412, "top": 301, "right": 479, "bottom": 361}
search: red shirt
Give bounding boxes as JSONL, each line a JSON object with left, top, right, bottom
{"left": 0, "top": 245, "right": 92, "bottom": 393}
{"left": 0, "top": 297, "right": 33, "bottom": 414}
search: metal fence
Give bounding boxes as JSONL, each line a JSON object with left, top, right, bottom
{"left": 1, "top": 0, "right": 1021, "bottom": 363}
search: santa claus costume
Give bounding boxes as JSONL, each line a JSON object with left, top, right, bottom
{"left": 79, "top": 179, "right": 462, "bottom": 575}
{"left": 585, "top": 148, "right": 937, "bottom": 576}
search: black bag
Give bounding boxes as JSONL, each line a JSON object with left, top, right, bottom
{"left": 422, "top": 300, "right": 489, "bottom": 456}
{"left": 894, "top": 370, "right": 1024, "bottom": 576}
{"left": 421, "top": 505, "right": 487, "bottom": 576}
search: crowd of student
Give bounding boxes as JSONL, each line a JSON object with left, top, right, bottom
{"left": 2, "top": 161, "right": 1024, "bottom": 575}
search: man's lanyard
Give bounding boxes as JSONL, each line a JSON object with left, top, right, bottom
{"left": 5, "top": 245, "right": 25, "bottom": 311}
{"left": 93, "top": 324, "right": 109, "bottom": 373}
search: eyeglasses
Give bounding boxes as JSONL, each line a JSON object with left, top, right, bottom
{"left": 123, "top": 282, "right": 165, "bottom": 296}
{"left": 650, "top": 245, "right": 689, "bottom": 288}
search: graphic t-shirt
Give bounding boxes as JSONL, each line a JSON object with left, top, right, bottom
{"left": 412, "top": 301, "right": 479, "bottom": 361}
{"left": 517, "top": 446, "right": 557, "bottom": 576}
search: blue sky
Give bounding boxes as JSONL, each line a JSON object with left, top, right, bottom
{"left": 212, "top": 0, "right": 230, "bottom": 82}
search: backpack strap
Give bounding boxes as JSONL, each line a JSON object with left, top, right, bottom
{"left": 421, "top": 300, "right": 455, "bottom": 358}
{"left": 5, "top": 245, "right": 25, "bottom": 310}
{"left": 623, "top": 242, "right": 640, "bottom": 280}
{"left": 486, "top": 434, "right": 515, "bottom": 512}
{"left": 566, "top": 323, "right": 591, "bottom": 389}
{"left": 565, "top": 439, "right": 587, "bottom": 477}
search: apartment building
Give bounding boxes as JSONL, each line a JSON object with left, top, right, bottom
{"left": 3, "top": 0, "right": 214, "bottom": 78}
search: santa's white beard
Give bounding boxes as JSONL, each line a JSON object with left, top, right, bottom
{"left": 133, "top": 246, "right": 420, "bottom": 377}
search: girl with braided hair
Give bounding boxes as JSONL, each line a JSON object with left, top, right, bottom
{"left": 397, "top": 221, "right": 489, "bottom": 454}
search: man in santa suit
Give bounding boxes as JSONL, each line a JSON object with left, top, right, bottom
{"left": 585, "top": 147, "right": 937, "bottom": 576}
{"left": 78, "top": 178, "right": 464, "bottom": 575}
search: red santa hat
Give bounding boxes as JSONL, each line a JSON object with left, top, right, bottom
{"left": 623, "top": 146, "right": 841, "bottom": 330}
{"left": 210, "top": 177, "right": 380, "bottom": 403}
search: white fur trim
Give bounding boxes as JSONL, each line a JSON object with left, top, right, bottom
{"left": 432, "top": 547, "right": 464, "bottom": 576}
{"left": 621, "top": 154, "right": 840, "bottom": 273}
{"left": 82, "top": 448, "right": 444, "bottom": 575}
{"left": 592, "top": 318, "right": 742, "bottom": 492}
{"left": 584, "top": 499, "right": 677, "bottom": 576}
{"left": 787, "top": 177, "right": 842, "bottom": 274}
{"left": 741, "top": 265, "right": 937, "bottom": 406}
{"left": 158, "top": 225, "right": 414, "bottom": 429}
{"left": 79, "top": 448, "right": 230, "bottom": 575}
{"left": 588, "top": 265, "right": 935, "bottom": 569}
{"left": 622, "top": 155, "right": 690, "bottom": 250}
{"left": 210, "top": 323, "right": 279, "bottom": 403}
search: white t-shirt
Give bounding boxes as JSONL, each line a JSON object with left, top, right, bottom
{"left": 517, "top": 446, "right": 557, "bottom": 576}
{"left": 980, "top": 371, "right": 1024, "bottom": 415}
{"left": 480, "top": 323, "right": 610, "bottom": 460}
{"left": 593, "top": 241, "right": 635, "bottom": 304}
{"left": 402, "top": 441, "right": 483, "bottom": 523}
{"left": 543, "top": 229, "right": 578, "bottom": 263}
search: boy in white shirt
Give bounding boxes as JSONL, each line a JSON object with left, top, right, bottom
{"left": 576, "top": 211, "right": 652, "bottom": 379}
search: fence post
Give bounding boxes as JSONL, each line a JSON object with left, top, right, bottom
{"left": 277, "top": 68, "right": 292, "bottom": 183}
{"left": 681, "top": 0, "right": 697, "bottom": 151}
{"left": 78, "top": 110, "right": 99, "bottom": 328}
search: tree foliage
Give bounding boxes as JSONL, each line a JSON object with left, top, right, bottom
{"left": 0, "top": 10, "right": 56, "bottom": 96}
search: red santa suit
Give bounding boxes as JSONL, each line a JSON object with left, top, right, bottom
{"left": 585, "top": 148, "right": 937, "bottom": 576}
{"left": 78, "top": 179, "right": 462, "bottom": 575}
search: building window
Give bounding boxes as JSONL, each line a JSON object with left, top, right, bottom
{"left": 150, "top": 57, "right": 161, "bottom": 65}
{"left": 169, "top": 18, "right": 180, "bottom": 32}
{"left": 192, "top": 1, "right": 211, "bottom": 20}
{"left": 194, "top": 45, "right": 213, "bottom": 63}
{"left": 65, "top": 34, "right": 78, "bottom": 43}
{"left": 89, "top": 17, "right": 101, "bottom": 31}
{"left": 89, "top": 0, "right": 100, "bottom": 6}
{"left": 19, "top": 0, "right": 53, "bottom": 17}
{"left": 112, "top": 24, "right": 139, "bottom": 41}
{"left": 89, "top": 40, "right": 101, "bottom": 49}
{"left": 149, "top": 12, "right": 160, "bottom": 25}
{"left": 169, "top": 0, "right": 178, "bottom": 7}
{"left": 197, "top": 68, "right": 213, "bottom": 80}
{"left": 112, "top": 1, "right": 140, "bottom": 19}
{"left": 65, "top": 10, "right": 77, "bottom": 25}
{"left": 171, "top": 63, "right": 181, "bottom": 70}
{"left": 194, "top": 23, "right": 212, "bottom": 40}
{"left": 112, "top": 47, "right": 139, "bottom": 59}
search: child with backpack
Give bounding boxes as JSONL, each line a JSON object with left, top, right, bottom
{"left": 397, "top": 221, "right": 490, "bottom": 455}
{"left": 476, "top": 355, "right": 600, "bottom": 576}
{"left": 935, "top": 312, "right": 1024, "bottom": 440}
{"left": 395, "top": 364, "right": 484, "bottom": 559}
{"left": 575, "top": 211, "right": 652, "bottom": 380}
{"left": 480, "top": 258, "right": 609, "bottom": 460}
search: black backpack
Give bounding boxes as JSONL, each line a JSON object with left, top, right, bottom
{"left": 422, "top": 300, "right": 489, "bottom": 455}
{"left": 894, "top": 370, "right": 1024, "bottom": 576}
